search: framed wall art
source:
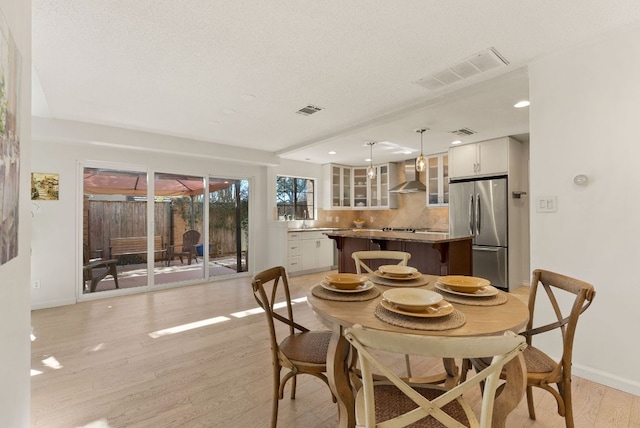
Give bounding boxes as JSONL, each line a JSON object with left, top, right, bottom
{"left": 0, "top": 10, "right": 22, "bottom": 266}
{"left": 31, "top": 172, "right": 59, "bottom": 201}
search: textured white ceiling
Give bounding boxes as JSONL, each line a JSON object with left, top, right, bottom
{"left": 32, "top": 1, "right": 640, "bottom": 165}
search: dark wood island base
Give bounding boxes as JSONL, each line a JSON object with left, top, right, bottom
{"left": 325, "top": 230, "right": 473, "bottom": 276}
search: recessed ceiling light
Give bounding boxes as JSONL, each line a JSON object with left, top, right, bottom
{"left": 451, "top": 140, "right": 462, "bottom": 145}
{"left": 365, "top": 158, "right": 372, "bottom": 162}
{"left": 328, "top": 151, "right": 336, "bottom": 155}
{"left": 403, "top": 150, "right": 412, "bottom": 154}
{"left": 514, "top": 100, "right": 530, "bottom": 108}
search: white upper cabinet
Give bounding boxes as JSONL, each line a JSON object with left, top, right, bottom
{"left": 324, "top": 164, "right": 352, "bottom": 209}
{"left": 449, "top": 137, "right": 514, "bottom": 180}
{"left": 323, "top": 163, "right": 397, "bottom": 210}
{"left": 370, "top": 163, "right": 397, "bottom": 209}
{"left": 352, "top": 167, "right": 369, "bottom": 208}
{"left": 426, "top": 153, "right": 449, "bottom": 207}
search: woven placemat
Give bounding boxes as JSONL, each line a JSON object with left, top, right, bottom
{"left": 375, "top": 304, "right": 466, "bottom": 331}
{"left": 425, "top": 284, "right": 508, "bottom": 306}
{"left": 311, "top": 284, "right": 381, "bottom": 302}
{"left": 367, "top": 273, "right": 430, "bottom": 288}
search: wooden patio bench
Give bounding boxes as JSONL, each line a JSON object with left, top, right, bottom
{"left": 109, "top": 236, "right": 166, "bottom": 262}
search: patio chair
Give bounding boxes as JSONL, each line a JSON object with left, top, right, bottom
{"left": 345, "top": 324, "right": 527, "bottom": 427}
{"left": 167, "top": 229, "right": 201, "bottom": 266}
{"left": 251, "top": 266, "right": 336, "bottom": 428}
{"left": 83, "top": 245, "right": 119, "bottom": 292}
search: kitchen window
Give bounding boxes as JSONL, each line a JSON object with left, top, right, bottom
{"left": 276, "top": 176, "right": 315, "bottom": 220}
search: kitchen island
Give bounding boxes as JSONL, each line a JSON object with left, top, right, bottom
{"left": 324, "top": 229, "right": 472, "bottom": 276}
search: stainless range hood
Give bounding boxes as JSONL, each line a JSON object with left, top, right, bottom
{"left": 389, "top": 160, "right": 426, "bottom": 193}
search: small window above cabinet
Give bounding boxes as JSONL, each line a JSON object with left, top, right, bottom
{"left": 427, "top": 153, "right": 449, "bottom": 207}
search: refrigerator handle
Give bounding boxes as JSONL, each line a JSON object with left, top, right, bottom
{"left": 468, "top": 194, "right": 474, "bottom": 235}
{"left": 475, "top": 194, "right": 481, "bottom": 235}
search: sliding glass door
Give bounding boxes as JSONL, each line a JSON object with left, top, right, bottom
{"left": 82, "top": 166, "right": 250, "bottom": 296}
{"left": 207, "top": 178, "right": 249, "bottom": 277}
{"left": 153, "top": 172, "right": 205, "bottom": 285}
{"left": 82, "top": 167, "right": 149, "bottom": 294}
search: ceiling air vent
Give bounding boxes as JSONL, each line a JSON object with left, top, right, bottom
{"left": 450, "top": 128, "right": 477, "bottom": 137}
{"left": 295, "top": 104, "right": 324, "bottom": 116}
{"left": 415, "top": 47, "right": 509, "bottom": 91}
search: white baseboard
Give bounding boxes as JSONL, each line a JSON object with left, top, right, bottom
{"left": 573, "top": 363, "right": 640, "bottom": 396}
{"left": 31, "top": 297, "right": 76, "bottom": 310}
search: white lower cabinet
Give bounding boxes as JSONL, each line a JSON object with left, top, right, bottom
{"left": 288, "top": 231, "right": 334, "bottom": 273}
{"left": 287, "top": 232, "right": 302, "bottom": 272}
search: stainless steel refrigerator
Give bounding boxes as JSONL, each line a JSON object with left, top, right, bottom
{"left": 449, "top": 177, "right": 508, "bottom": 289}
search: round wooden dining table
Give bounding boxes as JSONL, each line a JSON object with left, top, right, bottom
{"left": 306, "top": 273, "right": 529, "bottom": 428}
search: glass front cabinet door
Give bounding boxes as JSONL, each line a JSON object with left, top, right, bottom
{"left": 372, "top": 163, "right": 397, "bottom": 209}
{"left": 323, "top": 163, "right": 397, "bottom": 210}
{"left": 352, "top": 167, "right": 368, "bottom": 208}
{"left": 329, "top": 165, "right": 352, "bottom": 209}
{"left": 427, "top": 154, "right": 449, "bottom": 207}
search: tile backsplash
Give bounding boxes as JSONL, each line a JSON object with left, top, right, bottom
{"left": 310, "top": 192, "right": 449, "bottom": 231}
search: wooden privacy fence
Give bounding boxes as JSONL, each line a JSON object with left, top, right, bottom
{"left": 84, "top": 200, "right": 171, "bottom": 262}
{"left": 84, "top": 199, "right": 245, "bottom": 264}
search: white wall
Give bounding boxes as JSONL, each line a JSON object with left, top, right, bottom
{"left": 529, "top": 22, "right": 640, "bottom": 395}
{"left": 30, "top": 118, "right": 280, "bottom": 309}
{"left": 0, "top": 0, "right": 31, "bottom": 426}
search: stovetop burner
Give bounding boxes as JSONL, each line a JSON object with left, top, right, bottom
{"left": 382, "top": 227, "right": 416, "bottom": 233}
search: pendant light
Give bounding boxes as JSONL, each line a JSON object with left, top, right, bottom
{"left": 366, "top": 142, "right": 376, "bottom": 179}
{"left": 415, "top": 128, "right": 429, "bottom": 172}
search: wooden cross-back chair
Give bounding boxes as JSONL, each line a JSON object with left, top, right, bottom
{"left": 466, "top": 268, "right": 596, "bottom": 428}
{"left": 519, "top": 269, "right": 596, "bottom": 428}
{"left": 352, "top": 250, "right": 411, "bottom": 274}
{"left": 251, "top": 266, "right": 336, "bottom": 428}
{"left": 345, "top": 324, "right": 527, "bottom": 427}
{"left": 352, "top": 250, "right": 416, "bottom": 377}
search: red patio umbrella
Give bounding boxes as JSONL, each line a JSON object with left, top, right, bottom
{"left": 83, "top": 169, "right": 233, "bottom": 197}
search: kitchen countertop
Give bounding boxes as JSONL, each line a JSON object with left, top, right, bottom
{"left": 287, "top": 227, "right": 348, "bottom": 232}
{"left": 323, "top": 229, "right": 471, "bottom": 244}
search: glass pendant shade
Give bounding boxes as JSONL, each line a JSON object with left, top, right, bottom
{"left": 367, "top": 164, "right": 376, "bottom": 179}
{"left": 366, "top": 142, "right": 376, "bottom": 179}
{"left": 415, "top": 128, "right": 429, "bottom": 172}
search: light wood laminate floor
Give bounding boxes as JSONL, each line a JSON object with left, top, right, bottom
{"left": 31, "top": 271, "right": 639, "bottom": 427}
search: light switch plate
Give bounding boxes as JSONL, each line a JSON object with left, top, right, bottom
{"left": 536, "top": 196, "right": 557, "bottom": 213}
